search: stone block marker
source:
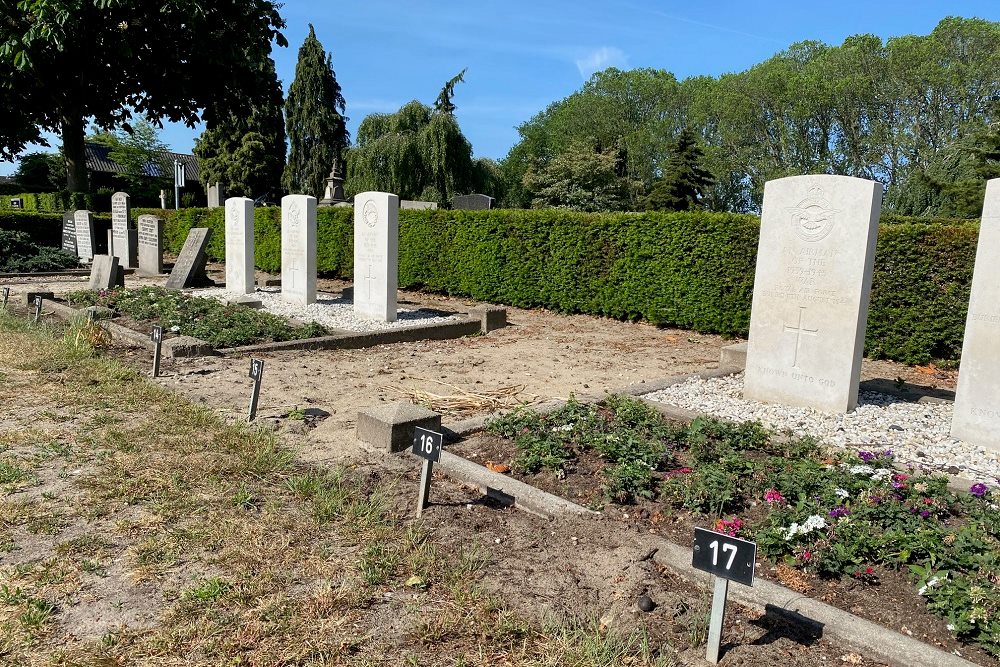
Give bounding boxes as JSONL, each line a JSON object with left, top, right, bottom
{"left": 111, "top": 192, "right": 138, "bottom": 268}
{"left": 164, "top": 228, "right": 213, "bottom": 290}
{"left": 719, "top": 342, "right": 748, "bottom": 370}
{"left": 137, "top": 215, "right": 164, "bottom": 275}
{"left": 61, "top": 211, "right": 77, "bottom": 255}
{"left": 163, "top": 336, "right": 214, "bottom": 359}
{"left": 354, "top": 191, "right": 399, "bottom": 322}
{"left": 469, "top": 305, "right": 507, "bottom": 333}
{"left": 952, "top": 178, "right": 1000, "bottom": 450}
{"left": 357, "top": 402, "right": 441, "bottom": 453}
{"left": 74, "top": 210, "right": 96, "bottom": 262}
{"left": 281, "top": 194, "right": 317, "bottom": 305}
{"left": 743, "top": 175, "right": 881, "bottom": 413}
{"left": 88, "top": 255, "right": 120, "bottom": 291}
{"left": 24, "top": 291, "right": 54, "bottom": 305}
{"left": 225, "top": 197, "right": 256, "bottom": 295}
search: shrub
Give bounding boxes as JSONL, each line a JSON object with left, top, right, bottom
{"left": 0, "top": 229, "right": 79, "bottom": 272}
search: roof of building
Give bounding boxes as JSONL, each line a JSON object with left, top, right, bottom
{"left": 84, "top": 142, "right": 201, "bottom": 183}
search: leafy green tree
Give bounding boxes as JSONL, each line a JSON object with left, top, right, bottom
{"left": 13, "top": 152, "right": 62, "bottom": 192}
{"left": 89, "top": 120, "right": 171, "bottom": 200}
{"left": 522, "top": 142, "right": 639, "bottom": 212}
{"left": 0, "top": 0, "right": 286, "bottom": 192}
{"left": 195, "top": 58, "right": 286, "bottom": 198}
{"left": 434, "top": 68, "right": 467, "bottom": 115}
{"left": 346, "top": 90, "right": 484, "bottom": 205}
{"left": 642, "top": 128, "right": 714, "bottom": 211}
{"left": 282, "top": 25, "right": 348, "bottom": 199}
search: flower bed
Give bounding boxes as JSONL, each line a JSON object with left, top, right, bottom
{"left": 65, "top": 286, "right": 328, "bottom": 348}
{"left": 451, "top": 397, "right": 1000, "bottom": 662}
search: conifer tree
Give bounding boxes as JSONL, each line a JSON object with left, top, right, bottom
{"left": 642, "top": 128, "right": 714, "bottom": 211}
{"left": 282, "top": 25, "right": 348, "bottom": 198}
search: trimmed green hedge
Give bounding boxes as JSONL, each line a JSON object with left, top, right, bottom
{"left": 0, "top": 191, "right": 112, "bottom": 213}
{"left": 2, "top": 206, "right": 979, "bottom": 364}
{"left": 0, "top": 210, "right": 111, "bottom": 247}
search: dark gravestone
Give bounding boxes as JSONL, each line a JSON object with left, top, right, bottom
{"left": 88, "top": 255, "right": 120, "bottom": 291}
{"left": 10, "top": 198, "right": 23, "bottom": 209}
{"left": 61, "top": 211, "right": 77, "bottom": 255}
{"left": 165, "top": 228, "right": 213, "bottom": 290}
{"left": 452, "top": 193, "right": 494, "bottom": 210}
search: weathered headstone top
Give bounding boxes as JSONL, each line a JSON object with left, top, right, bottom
{"left": 61, "top": 211, "right": 77, "bottom": 255}
{"left": 73, "top": 210, "right": 96, "bottom": 262}
{"left": 952, "top": 178, "right": 1000, "bottom": 450}
{"left": 281, "top": 195, "right": 317, "bottom": 305}
{"left": 400, "top": 200, "right": 438, "bottom": 210}
{"left": 225, "top": 197, "right": 256, "bottom": 295}
{"left": 110, "top": 192, "right": 138, "bottom": 268}
{"left": 207, "top": 182, "right": 225, "bottom": 208}
{"left": 164, "top": 227, "right": 213, "bottom": 290}
{"left": 88, "top": 255, "right": 120, "bottom": 291}
{"left": 452, "top": 193, "right": 494, "bottom": 210}
{"left": 354, "top": 191, "right": 399, "bottom": 322}
{"left": 743, "top": 175, "right": 882, "bottom": 413}
{"left": 137, "top": 214, "right": 164, "bottom": 275}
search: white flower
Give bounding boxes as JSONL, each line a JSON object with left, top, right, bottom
{"left": 170, "top": 325, "right": 180, "bottom": 332}
{"left": 783, "top": 514, "right": 827, "bottom": 541}
{"left": 947, "top": 624, "right": 956, "bottom": 632}
{"left": 835, "top": 488, "right": 849, "bottom": 498}
{"left": 551, "top": 424, "right": 573, "bottom": 432}
{"left": 918, "top": 576, "right": 943, "bottom": 596}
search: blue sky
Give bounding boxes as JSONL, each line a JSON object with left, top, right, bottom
{"left": 4, "top": 0, "right": 1000, "bottom": 177}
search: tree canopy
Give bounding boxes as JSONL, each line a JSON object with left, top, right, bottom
{"left": 282, "top": 25, "right": 348, "bottom": 199}
{"left": 0, "top": 0, "right": 286, "bottom": 191}
{"left": 642, "top": 128, "right": 714, "bottom": 211}
{"left": 505, "top": 17, "right": 1000, "bottom": 215}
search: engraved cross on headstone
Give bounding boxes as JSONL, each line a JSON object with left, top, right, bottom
{"left": 364, "top": 264, "right": 377, "bottom": 300}
{"left": 783, "top": 306, "right": 818, "bottom": 368}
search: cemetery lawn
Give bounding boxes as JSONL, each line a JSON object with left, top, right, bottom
{"left": 65, "top": 285, "right": 328, "bottom": 347}
{"left": 0, "top": 307, "right": 898, "bottom": 666}
{"left": 455, "top": 397, "right": 1000, "bottom": 664}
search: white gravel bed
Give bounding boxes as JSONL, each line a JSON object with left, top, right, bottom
{"left": 644, "top": 373, "right": 1000, "bottom": 484}
{"left": 190, "top": 287, "right": 464, "bottom": 333}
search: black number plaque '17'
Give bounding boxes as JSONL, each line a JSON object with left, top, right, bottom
{"left": 692, "top": 527, "right": 756, "bottom": 587}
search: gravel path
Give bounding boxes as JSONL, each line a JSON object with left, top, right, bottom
{"left": 192, "top": 287, "right": 464, "bottom": 333}
{"left": 644, "top": 374, "right": 1000, "bottom": 483}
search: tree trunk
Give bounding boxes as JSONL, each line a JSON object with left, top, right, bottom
{"left": 61, "top": 112, "right": 88, "bottom": 192}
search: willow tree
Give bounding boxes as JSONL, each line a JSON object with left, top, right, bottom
{"left": 345, "top": 99, "right": 478, "bottom": 205}
{"left": 282, "top": 25, "right": 348, "bottom": 198}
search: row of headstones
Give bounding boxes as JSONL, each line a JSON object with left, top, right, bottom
{"left": 223, "top": 191, "right": 400, "bottom": 322}
{"left": 64, "top": 192, "right": 164, "bottom": 276}
{"left": 741, "top": 174, "right": 999, "bottom": 450}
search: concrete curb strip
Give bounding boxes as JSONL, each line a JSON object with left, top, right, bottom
{"left": 651, "top": 540, "right": 976, "bottom": 667}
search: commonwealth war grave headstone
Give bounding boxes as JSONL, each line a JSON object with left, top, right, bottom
{"left": 952, "top": 178, "right": 1000, "bottom": 450}
{"left": 353, "top": 191, "right": 399, "bottom": 322}
{"left": 88, "top": 255, "right": 120, "bottom": 291}
{"left": 137, "top": 215, "right": 164, "bottom": 275}
{"left": 61, "top": 211, "right": 77, "bottom": 255}
{"left": 281, "top": 195, "right": 317, "bottom": 305}
{"left": 74, "top": 210, "right": 96, "bottom": 262}
{"left": 111, "top": 192, "right": 138, "bottom": 268}
{"left": 743, "top": 175, "right": 881, "bottom": 413}
{"left": 452, "top": 193, "right": 494, "bottom": 210}
{"left": 164, "top": 228, "right": 213, "bottom": 290}
{"left": 225, "top": 197, "right": 256, "bottom": 295}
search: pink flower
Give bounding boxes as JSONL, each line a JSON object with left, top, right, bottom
{"left": 764, "top": 488, "right": 785, "bottom": 504}
{"left": 713, "top": 517, "right": 743, "bottom": 537}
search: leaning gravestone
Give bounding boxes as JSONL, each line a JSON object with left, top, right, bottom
{"left": 74, "top": 210, "right": 96, "bottom": 262}
{"left": 88, "top": 255, "right": 120, "bottom": 291}
{"left": 225, "top": 197, "right": 255, "bottom": 295}
{"left": 743, "top": 175, "right": 882, "bottom": 413}
{"left": 281, "top": 195, "right": 317, "bottom": 305}
{"left": 61, "top": 211, "right": 77, "bottom": 255}
{"left": 354, "top": 191, "right": 399, "bottom": 322}
{"left": 164, "top": 228, "right": 213, "bottom": 290}
{"left": 111, "top": 192, "right": 138, "bottom": 268}
{"left": 952, "top": 178, "right": 1000, "bottom": 450}
{"left": 452, "top": 193, "right": 494, "bottom": 210}
{"left": 400, "top": 200, "right": 438, "bottom": 210}
{"left": 137, "top": 214, "right": 164, "bottom": 275}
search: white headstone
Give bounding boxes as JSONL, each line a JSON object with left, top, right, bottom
{"left": 353, "top": 192, "right": 399, "bottom": 322}
{"left": 743, "top": 175, "right": 882, "bottom": 413}
{"left": 111, "top": 192, "right": 138, "bottom": 268}
{"left": 74, "top": 210, "right": 96, "bottom": 263}
{"left": 952, "top": 179, "right": 1000, "bottom": 449}
{"left": 280, "top": 195, "right": 317, "bottom": 305}
{"left": 225, "top": 197, "right": 256, "bottom": 295}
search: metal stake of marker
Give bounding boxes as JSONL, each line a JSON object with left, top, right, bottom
{"left": 416, "top": 458, "right": 434, "bottom": 518}
{"left": 706, "top": 576, "right": 729, "bottom": 663}
{"left": 247, "top": 358, "right": 264, "bottom": 421}
{"left": 151, "top": 325, "right": 163, "bottom": 377}
{"left": 33, "top": 296, "right": 42, "bottom": 323}
{"left": 1, "top": 287, "right": 9, "bottom": 310}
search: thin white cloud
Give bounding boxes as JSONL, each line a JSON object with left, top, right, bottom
{"left": 348, "top": 98, "right": 405, "bottom": 113}
{"left": 575, "top": 46, "right": 629, "bottom": 79}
